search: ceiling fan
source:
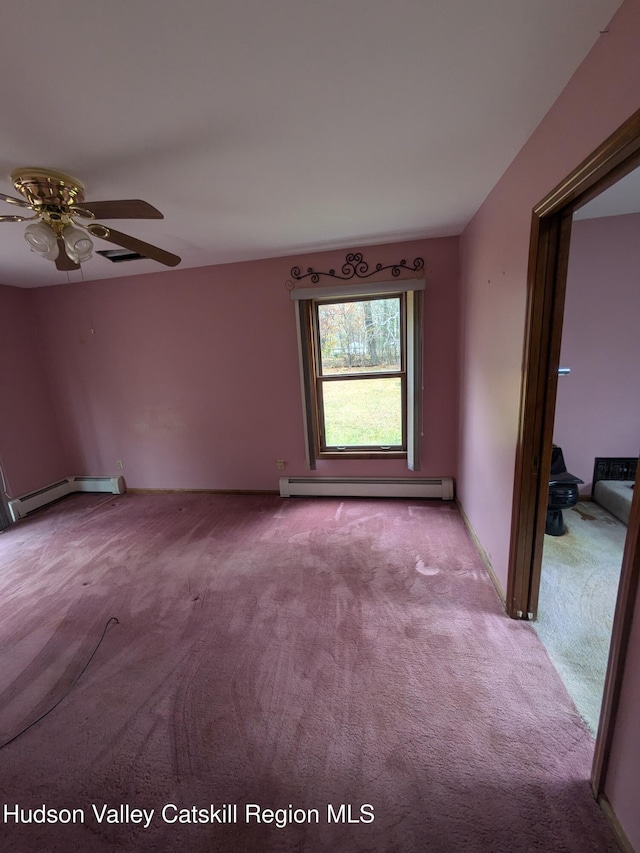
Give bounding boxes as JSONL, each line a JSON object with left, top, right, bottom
{"left": 0, "top": 167, "right": 181, "bottom": 271}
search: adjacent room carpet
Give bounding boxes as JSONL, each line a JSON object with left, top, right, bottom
{"left": 0, "top": 493, "right": 618, "bottom": 852}
{"left": 534, "top": 501, "right": 627, "bottom": 736}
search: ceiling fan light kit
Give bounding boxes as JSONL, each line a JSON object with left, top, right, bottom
{"left": 63, "top": 225, "right": 94, "bottom": 263}
{"left": 1, "top": 167, "right": 181, "bottom": 272}
{"left": 24, "top": 221, "right": 60, "bottom": 260}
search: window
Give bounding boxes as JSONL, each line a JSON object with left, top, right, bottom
{"left": 293, "top": 280, "right": 424, "bottom": 469}
{"left": 315, "top": 295, "right": 405, "bottom": 451}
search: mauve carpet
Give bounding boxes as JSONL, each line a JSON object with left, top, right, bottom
{"left": 0, "top": 493, "right": 618, "bottom": 853}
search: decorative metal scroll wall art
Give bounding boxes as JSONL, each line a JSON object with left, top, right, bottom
{"left": 285, "top": 252, "right": 424, "bottom": 290}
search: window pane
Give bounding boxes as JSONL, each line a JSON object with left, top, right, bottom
{"left": 317, "top": 298, "right": 401, "bottom": 375}
{"left": 322, "top": 377, "right": 403, "bottom": 447}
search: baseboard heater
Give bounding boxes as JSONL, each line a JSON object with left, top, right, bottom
{"left": 279, "top": 476, "right": 454, "bottom": 500}
{"left": 8, "top": 475, "right": 125, "bottom": 522}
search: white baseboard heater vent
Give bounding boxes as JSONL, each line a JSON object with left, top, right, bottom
{"left": 8, "top": 475, "right": 125, "bottom": 521}
{"left": 279, "top": 477, "right": 454, "bottom": 500}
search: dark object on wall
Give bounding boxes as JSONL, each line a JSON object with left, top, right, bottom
{"left": 286, "top": 252, "right": 424, "bottom": 289}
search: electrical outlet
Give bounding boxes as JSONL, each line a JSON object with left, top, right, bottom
{"left": 276, "top": 460, "right": 286, "bottom": 470}
{"left": 117, "top": 460, "right": 124, "bottom": 470}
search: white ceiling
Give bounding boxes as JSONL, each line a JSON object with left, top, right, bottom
{"left": 0, "top": 0, "right": 621, "bottom": 288}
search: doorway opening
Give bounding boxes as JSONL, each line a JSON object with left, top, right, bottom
{"left": 507, "top": 107, "right": 640, "bottom": 798}
{"left": 530, "top": 175, "right": 640, "bottom": 736}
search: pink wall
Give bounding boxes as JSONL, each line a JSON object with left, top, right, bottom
{"left": 29, "top": 236, "right": 459, "bottom": 491}
{"left": 554, "top": 214, "right": 640, "bottom": 491}
{"left": 0, "top": 285, "right": 71, "bottom": 498}
{"left": 605, "top": 590, "right": 640, "bottom": 841}
{"left": 458, "top": 0, "right": 640, "bottom": 847}
{"left": 459, "top": 0, "right": 640, "bottom": 591}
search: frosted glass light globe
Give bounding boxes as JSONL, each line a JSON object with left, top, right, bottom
{"left": 24, "top": 221, "right": 59, "bottom": 260}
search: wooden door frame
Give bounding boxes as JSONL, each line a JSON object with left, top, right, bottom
{"left": 506, "top": 106, "right": 640, "bottom": 798}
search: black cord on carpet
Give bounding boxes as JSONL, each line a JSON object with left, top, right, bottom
{"left": 0, "top": 616, "right": 120, "bottom": 750}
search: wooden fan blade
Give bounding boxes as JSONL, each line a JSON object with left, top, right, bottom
{"left": 55, "top": 238, "right": 80, "bottom": 271}
{"left": 77, "top": 199, "right": 164, "bottom": 220}
{"left": 88, "top": 224, "right": 181, "bottom": 267}
{"left": 1, "top": 192, "right": 32, "bottom": 208}
{"left": 0, "top": 215, "right": 27, "bottom": 222}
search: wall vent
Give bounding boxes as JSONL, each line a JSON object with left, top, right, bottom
{"left": 8, "top": 475, "right": 125, "bottom": 521}
{"left": 97, "top": 249, "right": 145, "bottom": 263}
{"left": 279, "top": 476, "right": 454, "bottom": 500}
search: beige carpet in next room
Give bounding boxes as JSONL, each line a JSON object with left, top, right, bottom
{"left": 534, "top": 501, "right": 627, "bottom": 736}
